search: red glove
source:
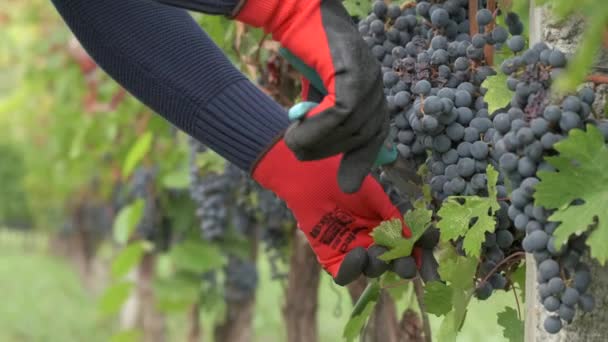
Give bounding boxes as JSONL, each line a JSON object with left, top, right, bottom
{"left": 253, "top": 138, "right": 414, "bottom": 285}
{"left": 236, "top": 0, "right": 389, "bottom": 194}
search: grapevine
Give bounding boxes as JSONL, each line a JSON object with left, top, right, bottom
{"left": 343, "top": 0, "right": 608, "bottom": 339}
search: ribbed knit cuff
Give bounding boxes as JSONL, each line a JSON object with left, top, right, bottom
{"left": 202, "top": 80, "right": 290, "bottom": 171}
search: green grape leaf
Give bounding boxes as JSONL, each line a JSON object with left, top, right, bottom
{"left": 169, "top": 240, "right": 226, "bottom": 273}
{"left": 162, "top": 167, "right": 190, "bottom": 189}
{"left": 438, "top": 255, "right": 478, "bottom": 289}
{"left": 111, "top": 241, "right": 151, "bottom": 279}
{"left": 437, "top": 287, "right": 473, "bottom": 342}
{"left": 343, "top": 0, "right": 372, "bottom": 18}
{"left": 405, "top": 201, "right": 434, "bottom": 242}
{"left": 154, "top": 273, "right": 202, "bottom": 313}
{"left": 424, "top": 281, "right": 454, "bottom": 316}
{"left": 371, "top": 219, "right": 403, "bottom": 249}
{"left": 113, "top": 199, "right": 145, "bottom": 245}
{"left": 437, "top": 165, "right": 499, "bottom": 258}
{"left": 534, "top": 125, "right": 608, "bottom": 264}
{"left": 481, "top": 74, "right": 513, "bottom": 115}
{"left": 99, "top": 281, "right": 134, "bottom": 317}
{"left": 123, "top": 131, "right": 153, "bottom": 178}
{"left": 343, "top": 280, "right": 381, "bottom": 342}
{"left": 497, "top": 307, "right": 524, "bottom": 342}
{"left": 373, "top": 203, "right": 432, "bottom": 261}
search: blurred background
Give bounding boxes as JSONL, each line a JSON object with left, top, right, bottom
{"left": 0, "top": 0, "right": 516, "bottom": 341}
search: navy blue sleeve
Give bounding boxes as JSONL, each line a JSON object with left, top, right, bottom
{"left": 50, "top": 0, "right": 290, "bottom": 171}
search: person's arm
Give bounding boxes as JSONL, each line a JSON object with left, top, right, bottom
{"left": 50, "top": 0, "right": 289, "bottom": 171}
{"left": 50, "top": 0, "right": 416, "bottom": 285}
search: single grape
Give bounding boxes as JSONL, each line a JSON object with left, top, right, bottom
{"left": 442, "top": 149, "right": 459, "bottom": 165}
{"left": 489, "top": 273, "right": 508, "bottom": 290}
{"left": 387, "top": 4, "right": 401, "bottom": 19}
{"left": 559, "top": 304, "right": 575, "bottom": 322}
{"left": 454, "top": 90, "right": 472, "bottom": 107}
{"left": 573, "top": 269, "right": 591, "bottom": 293}
{"left": 496, "top": 230, "right": 514, "bottom": 249}
{"left": 561, "top": 287, "right": 580, "bottom": 306}
{"left": 430, "top": 8, "right": 449, "bottom": 27}
{"left": 463, "top": 127, "right": 480, "bottom": 142}
{"left": 456, "top": 158, "right": 475, "bottom": 178}
{"left": 507, "top": 35, "right": 525, "bottom": 53}
{"left": 372, "top": 1, "right": 388, "bottom": 18}
{"left": 539, "top": 283, "right": 552, "bottom": 299}
{"left": 544, "top": 296, "right": 560, "bottom": 312}
{"left": 578, "top": 294, "right": 595, "bottom": 312}
{"left": 457, "top": 107, "right": 474, "bottom": 125}
{"left": 499, "top": 153, "right": 518, "bottom": 172}
{"left": 544, "top": 316, "right": 562, "bottom": 334}
{"left": 472, "top": 34, "right": 486, "bottom": 48}
{"left": 394, "top": 91, "right": 411, "bottom": 108}
{"left": 539, "top": 259, "right": 560, "bottom": 282}
{"left": 491, "top": 26, "right": 508, "bottom": 44}
{"left": 363, "top": 245, "right": 390, "bottom": 278}
{"left": 470, "top": 173, "right": 487, "bottom": 190}
{"left": 493, "top": 113, "right": 511, "bottom": 134}
{"left": 413, "top": 78, "right": 431, "bottom": 95}
{"left": 559, "top": 111, "right": 581, "bottom": 131}
{"left": 446, "top": 122, "right": 465, "bottom": 141}
{"left": 475, "top": 281, "right": 493, "bottom": 300}
{"left": 423, "top": 96, "right": 443, "bottom": 115}
{"left": 476, "top": 9, "right": 493, "bottom": 26}
{"left": 549, "top": 49, "right": 567, "bottom": 68}
{"left": 548, "top": 277, "right": 565, "bottom": 295}
{"left": 522, "top": 230, "right": 549, "bottom": 252}
{"left": 392, "top": 256, "right": 417, "bottom": 279}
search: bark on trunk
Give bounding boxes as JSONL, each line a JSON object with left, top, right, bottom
{"left": 526, "top": 3, "right": 608, "bottom": 341}
{"left": 137, "top": 253, "right": 167, "bottom": 342}
{"left": 283, "top": 230, "right": 321, "bottom": 342}
{"left": 214, "top": 297, "right": 255, "bottom": 342}
{"left": 188, "top": 303, "right": 201, "bottom": 342}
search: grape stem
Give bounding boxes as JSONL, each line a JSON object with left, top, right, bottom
{"left": 512, "top": 285, "right": 522, "bottom": 320}
{"left": 413, "top": 278, "right": 433, "bottom": 342}
{"left": 483, "top": 0, "right": 496, "bottom": 66}
{"left": 479, "top": 251, "right": 526, "bottom": 286}
{"left": 399, "top": 1, "right": 416, "bottom": 11}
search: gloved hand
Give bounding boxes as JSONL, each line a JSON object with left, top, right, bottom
{"left": 235, "top": 0, "right": 389, "bottom": 193}
{"left": 253, "top": 136, "right": 417, "bottom": 285}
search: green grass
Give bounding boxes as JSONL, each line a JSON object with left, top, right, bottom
{"left": 0, "top": 232, "right": 112, "bottom": 342}
{"left": 0, "top": 232, "right": 519, "bottom": 342}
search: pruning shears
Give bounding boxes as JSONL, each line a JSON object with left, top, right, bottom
{"left": 280, "top": 48, "right": 423, "bottom": 199}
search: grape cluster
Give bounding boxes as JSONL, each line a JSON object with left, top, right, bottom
{"left": 490, "top": 40, "right": 603, "bottom": 333}
{"left": 360, "top": 0, "right": 520, "bottom": 294}
{"left": 188, "top": 138, "right": 232, "bottom": 240}
{"left": 224, "top": 256, "right": 259, "bottom": 302}
{"left": 256, "top": 188, "right": 292, "bottom": 280}
{"left": 360, "top": 1, "right": 603, "bottom": 331}
{"left": 130, "top": 166, "right": 163, "bottom": 240}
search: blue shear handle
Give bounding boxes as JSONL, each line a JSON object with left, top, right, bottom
{"left": 287, "top": 101, "right": 397, "bottom": 167}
